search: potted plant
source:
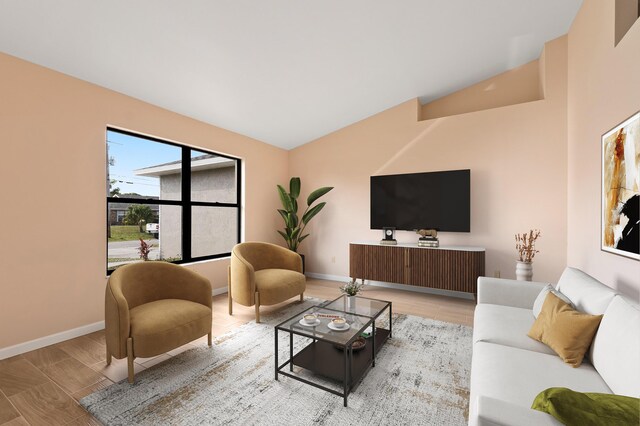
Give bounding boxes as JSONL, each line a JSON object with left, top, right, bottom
{"left": 515, "top": 229, "right": 541, "bottom": 281}
{"left": 276, "top": 177, "right": 333, "bottom": 270}
{"left": 340, "top": 279, "right": 365, "bottom": 310}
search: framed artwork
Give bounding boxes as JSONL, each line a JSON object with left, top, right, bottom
{"left": 601, "top": 111, "right": 639, "bottom": 260}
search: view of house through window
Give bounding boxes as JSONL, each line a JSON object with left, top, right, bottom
{"left": 106, "top": 129, "right": 241, "bottom": 272}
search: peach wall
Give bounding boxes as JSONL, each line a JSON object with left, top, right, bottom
{"left": 0, "top": 52, "right": 289, "bottom": 349}
{"left": 421, "top": 59, "right": 542, "bottom": 120}
{"left": 567, "top": 1, "right": 640, "bottom": 300}
{"left": 289, "top": 36, "right": 568, "bottom": 286}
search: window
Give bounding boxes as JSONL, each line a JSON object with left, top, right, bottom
{"left": 106, "top": 128, "right": 241, "bottom": 273}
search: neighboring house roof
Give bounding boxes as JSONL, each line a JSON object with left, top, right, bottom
{"left": 134, "top": 154, "right": 235, "bottom": 177}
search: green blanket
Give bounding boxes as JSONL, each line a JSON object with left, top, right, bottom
{"left": 532, "top": 387, "right": 639, "bottom": 426}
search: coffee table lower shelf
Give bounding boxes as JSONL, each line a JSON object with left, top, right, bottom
{"left": 292, "top": 328, "right": 390, "bottom": 384}
{"left": 276, "top": 328, "right": 390, "bottom": 406}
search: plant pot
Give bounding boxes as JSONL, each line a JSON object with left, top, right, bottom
{"left": 299, "top": 253, "right": 305, "bottom": 274}
{"left": 347, "top": 295, "right": 356, "bottom": 310}
{"left": 516, "top": 261, "right": 533, "bottom": 281}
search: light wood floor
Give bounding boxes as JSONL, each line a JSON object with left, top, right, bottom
{"left": 0, "top": 279, "right": 475, "bottom": 426}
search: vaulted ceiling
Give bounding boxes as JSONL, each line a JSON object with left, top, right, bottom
{"left": 0, "top": 1, "right": 582, "bottom": 149}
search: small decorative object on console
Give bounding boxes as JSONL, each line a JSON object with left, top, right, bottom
{"left": 515, "top": 229, "right": 541, "bottom": 281}
{"left": 416, "top": 229, "right": 439, "bottom": 247}
{"left": 381, "top": 227, "right": 397, "bottom": 245}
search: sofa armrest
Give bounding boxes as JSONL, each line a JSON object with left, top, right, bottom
{"left": 477, "top": 277, "right": 548, "bottom": 309}
{"left": 476, "top": 396, "right": 561, "bottom": 426}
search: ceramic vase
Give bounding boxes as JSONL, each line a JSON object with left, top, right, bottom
{"left": 347, "top": 295, "right": 357, "bottom": 310}
{"left": 516, "top": 261, "right": 533, "bottom": 281}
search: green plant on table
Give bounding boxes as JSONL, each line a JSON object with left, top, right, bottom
{"left": 276, "top": 177, "right": 333, "bottom": 252}
{"left": 340, "top": 280, "right": 364, "bottom": 296}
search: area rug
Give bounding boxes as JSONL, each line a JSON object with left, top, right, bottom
{"left": 81, "top": 299, "right": 472, "bottom": 425}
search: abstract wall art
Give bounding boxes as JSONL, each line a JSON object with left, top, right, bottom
{"left": 602, "top": 111, "right": 639, "bottom": 260}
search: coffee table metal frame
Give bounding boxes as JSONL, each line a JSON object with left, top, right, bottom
{"left": 274, "top": 295, "right": 392, "bottom": 407}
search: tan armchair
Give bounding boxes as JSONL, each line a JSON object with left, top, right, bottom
{"left": 105, "top": 262, "right": 212, "bottom": 383}
{"left": 228, "top": 242, "right": 305, "bottom": 323}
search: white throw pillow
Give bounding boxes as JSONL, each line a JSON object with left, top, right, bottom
{"left": 532, "top": 284, "right": 573, "bottom": 318}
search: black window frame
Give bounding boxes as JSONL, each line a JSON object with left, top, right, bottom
{"left": 106, "top": 127, "right": 242, "bottom": 274}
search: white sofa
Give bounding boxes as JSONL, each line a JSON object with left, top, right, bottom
{"left": 469, "top": 267, "right": 640, "bottom": 426}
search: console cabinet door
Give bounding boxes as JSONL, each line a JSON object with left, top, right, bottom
{"left": 405, "top": 248, "right": 443, "bottom": 288}
{"left": 349, "top": 244, "right": 404, "bottom": 283}
{"left": 407, "top": 248, "right": 482, "bottom": 293}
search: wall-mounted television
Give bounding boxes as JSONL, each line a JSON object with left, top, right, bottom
{"left": 370, "top": 169, "right": 470, "bottom": 232}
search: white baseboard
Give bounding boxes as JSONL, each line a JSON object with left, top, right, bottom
{"left": 2, "top": 288, "right": 228, "bottom": 361}
{"left": 0, "top": 321, "right": 105, "bottom": 361}
{"left": 305, "top": 272, "right": 348, "bottom": 283}
{"left": 305, "top": 272, "right": 475, "bottom": 300}
{"left": 212, "top": 287, "right": 228, "bottom": 296}
{"left": 1, "top": 275, "right": 470, "bottom": 360}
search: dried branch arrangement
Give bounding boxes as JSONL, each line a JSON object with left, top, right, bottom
{"left": 515, "top": 229, "right": 541, "bottom": 263}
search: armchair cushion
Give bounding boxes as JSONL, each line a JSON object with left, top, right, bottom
{"left": 255, "top": 269, "right": 306, "bottom": 305}
{"left": 130, "top": 299, "right": 212, "bottom": 358}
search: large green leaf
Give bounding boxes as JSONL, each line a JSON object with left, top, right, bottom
{"left": 289, "top": 177, "right": 301, "bottom": 200}
{"left": 302, "top": 202, "right": 326, "bottom": 224}
{"left": 277, "top": 230, "right": 290, "bottom": 243}
{"left": 292, "top": 198, "right": 298, "bottom": 215}
{"left": 298, "top": 234, "right": 310, "bottom": 243}
{"left": 277, "top": 209, "right": 288, "bottom": 223}
{"left": 277, "top": 185, "right": 293, "bottom": 211}
{"left": 307, "top": 187, "right": 333, "bottom": 206}
{"left": 290, "top": 212, "right": 298, "bottom": 228}
{"left": 291, "top": 227, "right": 301, "bottom": 241}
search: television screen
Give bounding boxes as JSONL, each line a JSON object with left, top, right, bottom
{"left": 370, "top": 169, "right": 470, "bottom": 232}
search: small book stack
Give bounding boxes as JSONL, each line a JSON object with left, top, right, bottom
{"left": 380, "top": 239, "right": 398, "bottom": 245}
{"left": 418, "top": 237, "right": 439, "bottom": 248}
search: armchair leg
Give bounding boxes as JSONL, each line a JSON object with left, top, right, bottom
{"left": 300, "top": 293, "right": 304, "bottom": 302}
{"left": 228, "top": 266, "right": 233, "bottom": 316}
{"left": 255, "top": 292, "right": 261, "bottom": 323}
{"left": 126, "top": 337, "right": 135, "bottom": 384}
{"left": 208, "top": 332, "right": 212, "bottom": 347}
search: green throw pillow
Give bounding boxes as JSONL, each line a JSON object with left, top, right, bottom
{"left": 532, "top": 387, "right": 640, "bottom": 426}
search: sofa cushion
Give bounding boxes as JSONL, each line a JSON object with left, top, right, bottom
{"left": 130, "top": 299, "right": 212, "bottom": 357}
{"left": 556, "top": 267, "right": 616, "bottom": 315}
{"left": 470, "top": 342, "right": 611, "bottom": 414}
{"left": 255, "top": 268, "right": 305, "bottom": 305}
{"left": 474, "top": 304, "right": 556, "bottom": 355}
{"left": 528, "top": 293, "right": 603, "bottom": 368}
{"left": 590, "top": 296, "right": 640, "bottom": 397}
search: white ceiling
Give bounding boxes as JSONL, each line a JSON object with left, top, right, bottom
{"left": 0, "top": 1, "right": 582, "bottom": 149}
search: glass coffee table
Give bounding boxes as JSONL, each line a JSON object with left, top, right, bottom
{"left": 274, "top": 294, "right": 392, "bottom": 406}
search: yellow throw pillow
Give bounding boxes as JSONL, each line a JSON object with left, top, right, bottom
{"left": 528, "top": 292, "right": 603, "bottom": 367}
